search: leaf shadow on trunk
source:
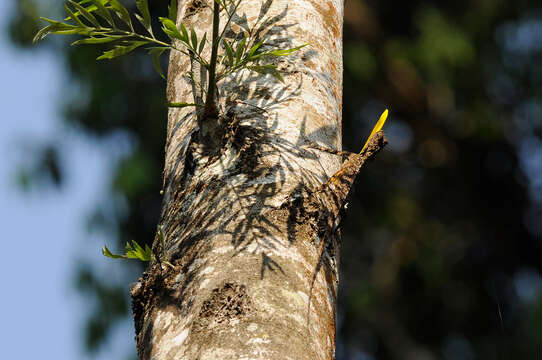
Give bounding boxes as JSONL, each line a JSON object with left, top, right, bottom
{"left": 161, "top": 0, "right": 334, "bottom": 277}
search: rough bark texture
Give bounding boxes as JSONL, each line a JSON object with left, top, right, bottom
{"left": 130, "top": 1, "right": 382, "bottom": 359}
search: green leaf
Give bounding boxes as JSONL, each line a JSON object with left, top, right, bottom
{"left": 148, "top": 47, "right": 168, "bottom": 79}
{"left": 190, "top": 27, "right": 198, "bottom": 50}
{"left": 169, "top": 0, "right": 178, "bottom": 22}
{"left": 78, "top": 0, "right": 108, "bottom": 7}
{"left": 40, "top": 17, "right": 78, "bottom": 30}
{"left": 33, "top": 25, "right": 52, "bottom": 43}
{"left": 167, "top": 102, "right": 198, "bottom": 108}
{"left": 109, "top": 0, "right": 133, "bottom": 30}
{"left": 67, "top": 0, "right": 101, "bottom": 28}
{"left": 235, "top": 34, "right": 247, "bottom": 64}
{"left": 136, "top": 0, "right": 153, "bottom": 36}
{"left": 247, "top": 64, "right": 284, "bottom": 83}
{"left": 133, "top": 240, "right": 145, "bottom": 254}
{"left": 63, "top": 4, "right": 86, "bottom": 28}
{"left": 145, "top": 244, "right": 152, "bottom": 259}
{"left": 102, "top": 245, "right": 125, "bottom": 259}
{"left": 138, "top": 244, "right": 152, "bottom": 261}
{"left": 34, "top": 18, "right": 80, "bottom": 43}
{"left": 97, "top": 40, "right": 148, "bottom": 60}
{"left": 69, "top": 0, "right": 111, "bottom": 15}
{"left": 72, "top": 35, "right": 124, "bottom": 45}
{"left": 248, "top": 41, "right": 263, "bottom": 58}
{"left": 127, "top": 241, "right": 150, "bottom": 260}
{"left": 144, "top": 244, "right": 152, "bottom": 261}
{"left": 90, "top": 0, "right": 115, "bottom": 27}
{"left": 179, "top": 23, "right": 189, "bottom": 43}
{"left": 159, "top": 17, "right": 183, "bottom": 41}
{"left": 268, "top": 43, "right": 308, "bottom": 56}
{"left": 102, "top": 241, "right": 150, "bottom": 261}
{"left": 223, "top": 39, "right": 234, "bottom": 65}
{"left": 198, "top": 32, "right": 207, "bottom": 54}
{"left": 125, "top": 241, "right": 152, "bottom": 261}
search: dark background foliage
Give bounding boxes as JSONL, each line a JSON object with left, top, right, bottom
{"left": 7, "top": 0, "right": 542, "bottom": 359}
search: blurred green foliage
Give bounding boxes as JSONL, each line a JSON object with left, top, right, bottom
{"left": 8, "top": 0, "right": 542, "bottom": 359}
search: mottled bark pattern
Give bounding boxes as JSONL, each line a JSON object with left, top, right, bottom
{"left": 129, "top": 1, "right": 382, "bottom": 359}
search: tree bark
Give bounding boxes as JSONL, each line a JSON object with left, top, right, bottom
{"left": 130, "top": 1, "right": 382, "bottom": 359}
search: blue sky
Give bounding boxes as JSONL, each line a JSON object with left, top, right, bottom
{"left": 0, "top": 1, "right": 135, "bottom": 358}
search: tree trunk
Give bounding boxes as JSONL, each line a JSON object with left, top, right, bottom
{"left": 130, "top": 1, "right": 381, "bottom": 359}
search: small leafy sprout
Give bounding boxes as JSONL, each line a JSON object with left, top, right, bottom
{"left": 102, "top": 227, "right": 174, "bottom": 267}
{"left": 361, "top": 109, "right": 389, "bottom": 153}
{"left": 102, "top": 240, "right": 152, "bottom": 261}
